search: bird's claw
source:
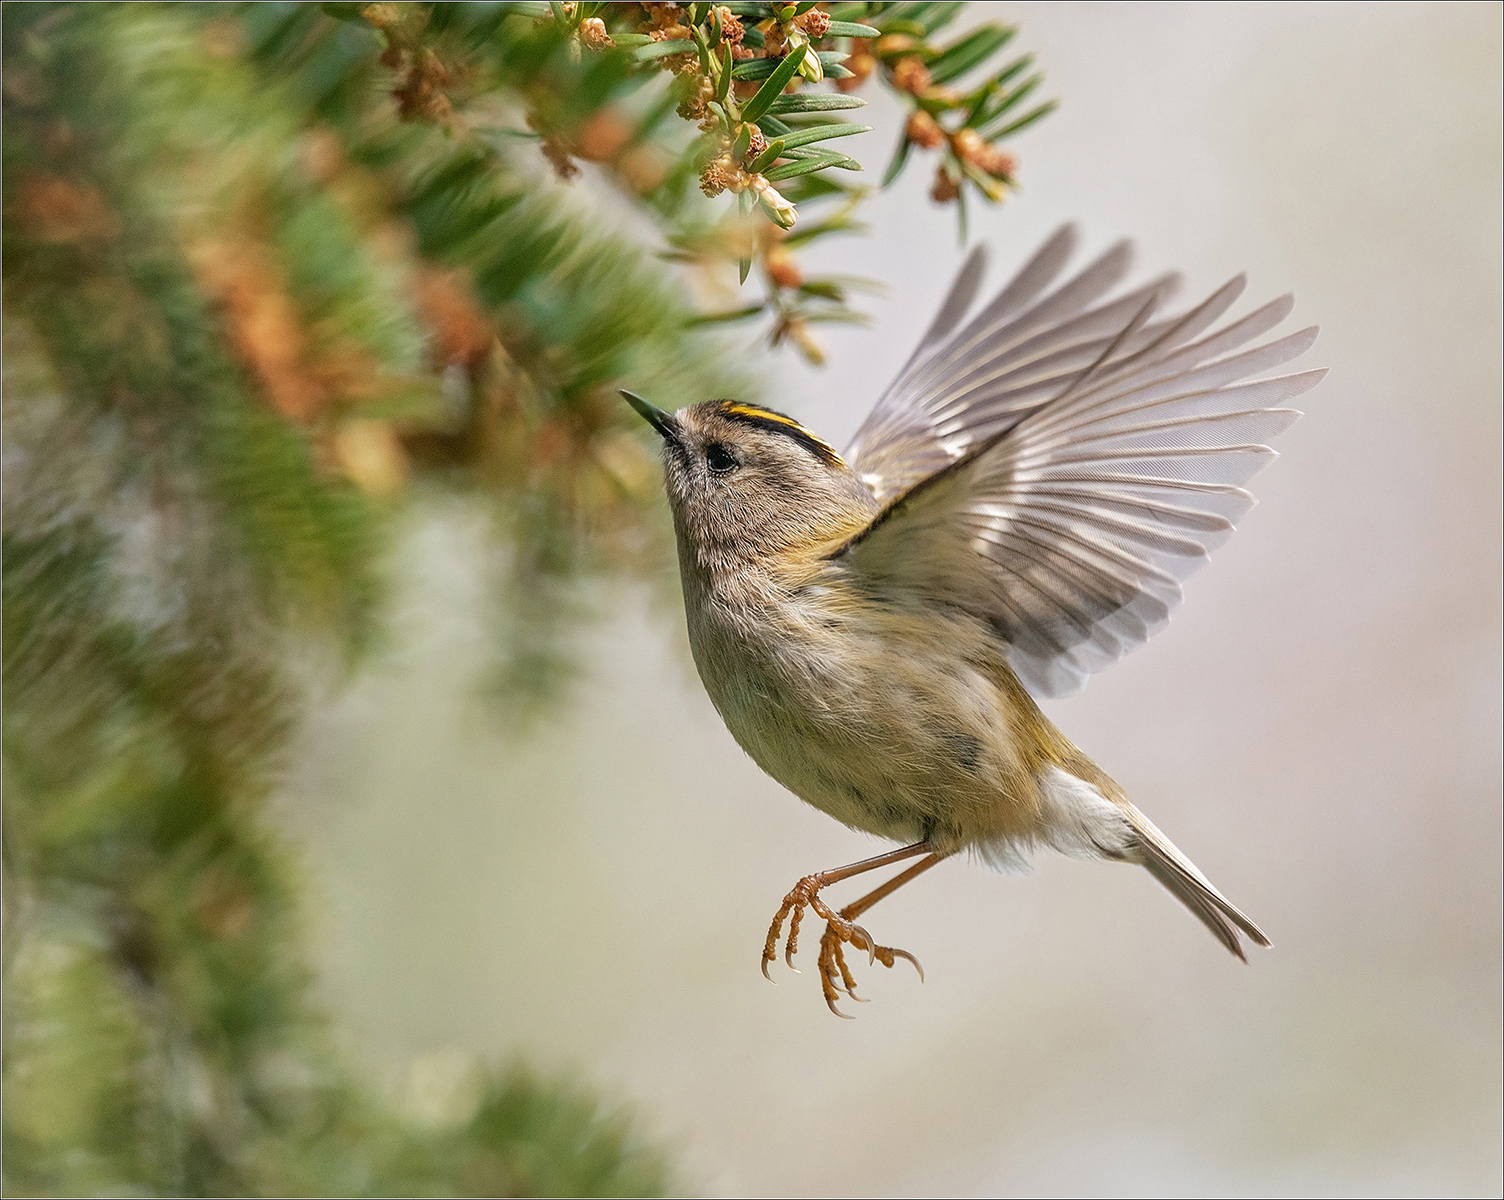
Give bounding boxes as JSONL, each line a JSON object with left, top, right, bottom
{"left": 886, "top": 946, "right": 924, "bottom": 982}
{"left": 819, "top": 921, "right": 921, "bottom": 1011}
{"left": 760, "top": 873, "right": 922, "bottom": 1016}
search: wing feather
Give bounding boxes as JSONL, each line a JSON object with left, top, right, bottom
{"left": 926, "top": 276, "right": 1183, "bottom": 427}
{"left": 838, "top": 231, "right": 1324, "bottom": 697}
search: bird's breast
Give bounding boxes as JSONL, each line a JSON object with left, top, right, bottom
{"left": 681, "top": 570, "right": 1043, "bottom": 848}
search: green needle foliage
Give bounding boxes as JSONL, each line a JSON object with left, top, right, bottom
{"left": 3, "top": 3, "right": 1053, "bottom": 1195}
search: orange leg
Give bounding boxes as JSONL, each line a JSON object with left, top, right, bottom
{"left": 762, "top": 843, "right": 954, "bottom": 1017}
{"left": 820, "top": 851, "right": 951, "bottom": 1013}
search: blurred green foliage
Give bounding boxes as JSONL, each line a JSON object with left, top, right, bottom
{"left": 2, "top": 3, "right": 1049, "bottom": 1195}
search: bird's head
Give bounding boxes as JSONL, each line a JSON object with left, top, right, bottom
{"left": 621, "top": 392, "right": 878, "bottom": 572}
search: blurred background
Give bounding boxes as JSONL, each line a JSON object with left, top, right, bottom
{"left": 5, "top": 3, "right": 1499, "bottom": 1197}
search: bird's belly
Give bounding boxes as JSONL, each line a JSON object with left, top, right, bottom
{"left": 716, "top": 678, "right": 926, "bottom": 841}
{"left": 688, "top": 606, "right": 1039, "bottom": 849}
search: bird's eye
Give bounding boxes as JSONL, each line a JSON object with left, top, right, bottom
{"left": 705, "top": 444, "right": 738, "bottom": 475}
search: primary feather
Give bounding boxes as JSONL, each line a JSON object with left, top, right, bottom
{"left": 839, "top": 226, "right": 1325, "bottom": 697}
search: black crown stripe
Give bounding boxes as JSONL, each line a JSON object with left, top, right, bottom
{"left": 717, "top": 401, "right": 845, "bottom": 467}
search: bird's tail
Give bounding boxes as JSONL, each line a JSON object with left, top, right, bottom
{"left": 1122, "top": 803, "right": 1271, "bottom": 961}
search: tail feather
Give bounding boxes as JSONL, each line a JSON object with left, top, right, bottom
{"left": 1123, "top": 804, "right": 1271, "bottom": 961}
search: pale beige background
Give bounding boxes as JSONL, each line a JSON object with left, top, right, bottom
{"left": 277, "top": 3, "right": 1503, "bottom": 1195}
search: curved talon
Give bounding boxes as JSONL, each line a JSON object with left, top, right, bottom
{"left": 824, "top": 936, "right": 861, "bottom": 1003}
{"left": 764, "top": 855, "right": 938, "bottom": 1015}
{"left": 850, "top": 924, "right": 876, "bottom": 965}
{"left": 829, "top": 956, "right": 869, "bottom": 1002}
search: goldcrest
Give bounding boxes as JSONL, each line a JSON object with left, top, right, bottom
{"left": 623, "top": 225, "right": 1324, "bottom": 1016}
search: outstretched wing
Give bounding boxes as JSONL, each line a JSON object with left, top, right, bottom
{"left": 846, "top": 225, "right": 1184, "bottom": 504}
{"left": 837, "top": 232, "right": 1324, "bottom": 698}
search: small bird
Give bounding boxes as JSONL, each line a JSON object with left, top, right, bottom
{"left": 622, "top": 226, "right": 1323, "bottom": 1016}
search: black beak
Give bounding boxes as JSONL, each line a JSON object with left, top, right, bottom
{"left": 620, "top": 390, "right": 680, "bottom": 442}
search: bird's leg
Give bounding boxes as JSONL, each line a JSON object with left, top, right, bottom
{"left": 762, "top": 842, "right": 943, "bottom": 1017}
{"left": 763, "top": 843, "right": 932, "bottom": 979}
{"left": 820, "top": 851, "right": 951, "bottom": 1010}
{"left": 764, "top": 843, "right": 931, "bottom": 978}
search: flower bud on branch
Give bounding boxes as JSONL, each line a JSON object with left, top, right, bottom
{"left": 906, "top": 110, "right": 945, "bottom": 150}
{"left": 931, "top": 164, "right": 961, "bottom": 203}
{"left": 890, "top": 56, "right": 930, "bottom": 95}
{"left": 793, "top": 9, "right": 830, "bottom": 38}
{"left": 578, "top": 17, "right": 612, "bottom": 50}
{"left": 751, "top": 176, "right": 796, "bottom": 229}
{"left": 764, "top": 245, "right": 802, "bottom": 290}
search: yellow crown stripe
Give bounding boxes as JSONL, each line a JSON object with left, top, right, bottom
{"left": 721, "top": 403, "right": 845, "bottom": 464}
{"left": 723, "top": 402, "right": 802, "bottom": 427}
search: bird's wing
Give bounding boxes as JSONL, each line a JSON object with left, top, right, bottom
{"left": 836, "top": 237, "right": 1324, "bottom": 698}
{"left": 845, "top": 224, "right": 1189, "bottom": 504}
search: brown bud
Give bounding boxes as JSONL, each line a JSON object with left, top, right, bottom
{"left": 578, "top": 17, "right": 612, "bottom": 50}
{"left": 906, "top": 110, "right": 945, "bottom": 150}
{"left": 837, "top": 45, "right": 875, "bottom": 93}
{"left": 794, "top": 9, "right": 830, "bottom": 38}
{"left": 616, "top": 143, "right": 671, "bottom": 194}
{"left": 575, "top": 110, "right": 633, "bottom": 162}
{"left": 743, "top": 126, "right": 769, "bottom": 164}
{"left": 978, "top": 145, "right": 1018, "bottom": 179}
{"left": 930, "top": 164, "right": 960, "bottom": 203}
{"left": 952, "top": 127, "right": 1018, "bottom": 179}
{"left": 540, "top": 135, "right": 580, "bottom": 181}
{"left": 716, "top": 6, "right": 745, "bottom": 45}
{"left": 951, "top": 127, "right": 986, "bottom": 165}
{"left": 649, "top": 28, "right": 699, "bottom": 74}
{"left": 392, "top": 47, "right": 454, "bottom": 123}
{"left": 764, "top": 246, "right": 802, "bottom": 290}
{"left": 890, "top": 56, "right": 931, "bottom": 96}
{"left": 643, "top": 2, "right": 682, "bottom": 31}
{"left": 700, "top": 161, "right": 736, "bottom": 197}
{"left": 874, "top": 34, "right": 915, "bottom": 55}
{"left": 677, "top": 75, "right": 715, "bottom": 121}
{"left": 412, "top": 267, "right": 493, "bottom": 369}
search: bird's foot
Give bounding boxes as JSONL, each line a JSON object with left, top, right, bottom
{"left": 819, "top": 913, "right": 924, "bottom": 1015}
{"left": 762, "top": 876, "right": 922, "bottom": 1018}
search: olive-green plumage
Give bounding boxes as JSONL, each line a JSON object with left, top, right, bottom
{"left": 624, "top": 226, "right": 1324, "bottom": 1005}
